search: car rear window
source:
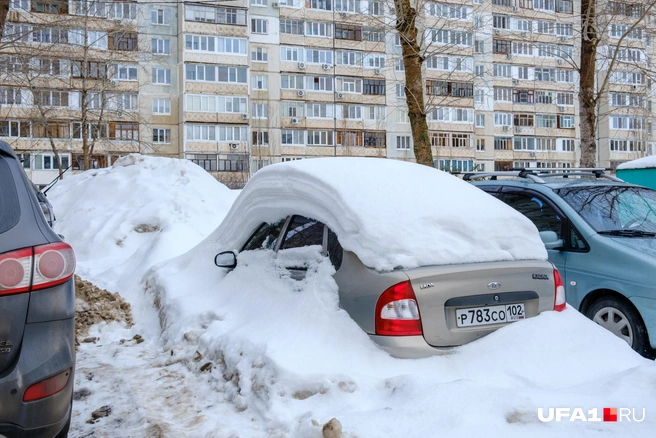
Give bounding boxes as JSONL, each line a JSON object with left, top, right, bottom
{"left": 0, "top": 158, "right": 21, "bottom": 234}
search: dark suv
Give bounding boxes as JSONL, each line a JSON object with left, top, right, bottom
{"left": 0, "top": 141, "right": 75, "bottom": 437}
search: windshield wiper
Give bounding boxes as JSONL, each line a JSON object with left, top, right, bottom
{"left": 598, "top": 229, "right": 656, "bottom": 237}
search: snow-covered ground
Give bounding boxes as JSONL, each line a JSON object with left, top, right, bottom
{"left": 49, "top": 155, "right": 656, "bottom": 437}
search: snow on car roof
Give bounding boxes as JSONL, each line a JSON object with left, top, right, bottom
{"left": 209, "top": 157, "right": 547, "bottom": 271}
{"left": 617, "top": 155, "right": 656, "bottom": 170}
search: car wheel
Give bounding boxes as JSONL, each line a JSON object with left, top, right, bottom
{"left": 586, "top": 297, "right": 652, "bottom": 357}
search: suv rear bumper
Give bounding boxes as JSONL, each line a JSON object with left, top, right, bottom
{"left": 0, "top": 318, "right": 75, "bottom": 434}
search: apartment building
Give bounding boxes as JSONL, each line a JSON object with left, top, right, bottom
{"left": 0, "top": 1, "right": 653, "bottom": 187}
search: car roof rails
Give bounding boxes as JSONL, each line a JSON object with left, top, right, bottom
{"left": 461, "top": 170, "right": 546, "bottom": 183}
{"left": 461, "top": 168, "right": 625, "bottom": 183}
{"left": 510, "top": 167, "right": 624, "bottom": 182}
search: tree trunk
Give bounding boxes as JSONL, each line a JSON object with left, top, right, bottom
{"left": 394, "top": 0, "right": 433, "bottom": 167}
{"left": 579, "top": 0, "right": 598, "bottom": 168}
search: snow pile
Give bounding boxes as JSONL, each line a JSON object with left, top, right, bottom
{"left": 50, "top": 156, "right": 655, "bottom": 437}
{"left": 201, "top": 158, "right": 547, "bottom": 272}
{"left": 143, "top": 246, "right": 656, "bottom": 437}
{"left": 48, "top": 154, "right": 238, "bottom": 296}
{"left": 617, "top": 155, "right": 656, "bottom": 170}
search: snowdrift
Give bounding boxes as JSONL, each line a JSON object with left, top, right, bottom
{"left": 48, "top": 153, "right": 238, "bottom": 294}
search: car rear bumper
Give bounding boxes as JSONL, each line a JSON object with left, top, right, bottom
{"left": 369, "top": 334, "right": 454, "bottom": 359}
{"left": 0, "top": 318, "right": 75, "bottom": 435}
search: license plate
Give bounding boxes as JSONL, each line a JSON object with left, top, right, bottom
{"left": 455, "top": 303, "right": 525, "bottom": 328}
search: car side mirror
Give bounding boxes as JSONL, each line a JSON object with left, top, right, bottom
{"left": 539, "top": 231, "right": 564, "bottom": 250}
{"left": 214, "top": 251, "right": 237, "bottom": 269}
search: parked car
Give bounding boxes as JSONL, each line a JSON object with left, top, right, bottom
{"left": 469, "top": 168, "right": 656, "bottom": 357}
{"left": 212, "top": 158, "right": 565, "bottom": 359}
{"left": 0, "top": 141, "right": 76, "bottom": 437}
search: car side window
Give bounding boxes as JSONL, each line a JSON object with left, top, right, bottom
{"left": 502, "top": 192, "right": 562, "bottom": 235}
{"left": 280, "top": 216, "right": 324, "bottom": 250}
{"left": 242, "top": 219, "right": 286, "bottom": 251}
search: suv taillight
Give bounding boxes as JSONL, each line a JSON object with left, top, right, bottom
{"left": 375, "top": 281, "right": 423, "bottom": 336}
{"left": 0, "top": 243, "right": 75, "bottom": 296}
{"left": 553, "top": 268, "right": 566, "bottom": 312}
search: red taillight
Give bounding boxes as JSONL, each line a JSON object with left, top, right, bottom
{"left": 23, "top": 369, "right": 71, "bottom": 402}
{"left": 553, "top": 268, "right": 566, "bottom": 312}
{"left": 375, "top": 281, "right": 423, "bottom": 336}
{"left": 0, "top": 243, "right": 75, "bottom": 296}
{"left": 0, "top": 248, "right": 33, "bottom": 295}
{"left": 33, "top": 242, "right": 76, "bottom": 291}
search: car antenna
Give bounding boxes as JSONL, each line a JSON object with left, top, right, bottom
{"left": 43, "top": 164, "right": 73, "bottom": 195}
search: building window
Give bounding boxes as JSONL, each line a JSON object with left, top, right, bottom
{"left": 110, "top": 32, "right": 138, "bottom": 51}
{"left": 251, "top": 47, "right": 268, "bottom": 62}
{"left": 189, "top": 154, "right": 217, "bottom": 171}
{"left": 152, "top": 128, "right": 171, "bottom": 143}
{"left": 251, "top": 102, "right": 268, "bottom": 119}
{"left": 151, "top": 8, "right": 171, "bottom": 25}
{"left": 558, "top": 116, "right": 575, "bottom": 129}
{"left": 251, "top": 18, "right": 268, "bottom": 34}
{"left": 476, "top": 139, "right": 485, "bottom": 151}
{"left": 493, "top": 39, "right": 511, "bottom": 54}
{"left": 396, "top": 136, "right": 411, "bottom": 150}
{"left": 112, "top": 64, "right": 138, "bottom": 81}
{"left": 152, "top": 38, "right": 170, "bottom": 55}
{"left": 363, "top": 79, "right": 385, "bottom": 95}
{"left": 251, "top": 0, "right": 268, "bottom": 5}
{"left": 475, "top": 40, "right": 485, "bottom": 54}
{"left": 280, "top": 19, "right": 304, "bottom": 35}
{"left": 109, "top": 123, "right": 139, "bottom": 140}
{"left": 219, "top": 155, "right": 248, "bottom": 172}
{"left": 335, "top": 24, "right": 362, "bottom": 41}
{"left": 152, "top": 98, "right": 171, "bottom": 114}
{"left": 33, "top": 153, "right": 71, "bottom": 170}
{"left": 252, "top": 74, "right": 268, "bottom": 90}
{"left": 33, "top": 90, "right": 69, "bottom": 107}
{"left": 152, "top": 68, "right": 171, "bottom": 84}
{"left": 252, "top": 130, "right": 269, "bottom": 146}
{"left": 476, "top": 114, "right": 485, "bottom": 127}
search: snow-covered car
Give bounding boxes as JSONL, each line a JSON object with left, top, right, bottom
{"left": 212, "top": 158, "right": 565, "bottom": 358}
{"left": 0, "top": 141, "right": 76, "bottom": 437}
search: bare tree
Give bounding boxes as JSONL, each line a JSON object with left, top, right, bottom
{"left": 394, "top": 0, "right": 432, "bottom": 166}
{"left": 580, "top": 0, "right": 656, "bottom": 167}
{"left": 0, "top": 2, "right": 145, "bottom": 176}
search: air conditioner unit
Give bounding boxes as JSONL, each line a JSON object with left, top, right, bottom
{"left": 241, "top": 113, "right": 248, "bottom": 120}
{"left": 322, "top": 63, "right": 330, "bottom": 70}
{"left": 298, "top": 62, "right": 306, "bottom": 70}
{"left": 297, "top": 90, "right": 305, "bottom": 97}
{"left": 503, "top": 125, "right": 510, "bottom": 131}
{"left": 229, "top": 143, "right": 239, "bottom": 149}
{"left": 116, "top": 110, "right": 124, "bottom": 117}
{"left": 512, "top": 79, "right": 520, "bottom": 85}
{"left": 558, "top": 106, "right": 566, "bottom": 112}
{"left": 336, "top": 92, "right": 344, "bottom": 98}
{"left": 559, "top": 36, "right": 567, "bottom": 42}
{"left": 374, "top": 68, "right": 382, "bottom": 75}
{"left": 529, "top": 151, "right": 536, "bottom": 157}
{"left": 291, "top": 117, "right": 299, "bottom": 124}
{"left": 557, "top": 59, "right": 563, "bottom": 65}
{"left": 513, "top": 6, "right": 519, "bottom": 12}
{"left": 109, "top": 78, "right": 119, "bottom": 87}
{"left": 340, "top": 12, "right": 347, "bottom": 18}
{"left": 494, "top": 29, "right": 501, "bottom": 35}
{"left": 521, "top": 32, "right": 528, "bottom": 38}
{"left": 506, "top": 52, "right": 513, "bottom": 59}
{"left": 272, "top": 2, "right": 279, "bottom": 7}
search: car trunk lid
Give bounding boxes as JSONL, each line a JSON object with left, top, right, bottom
{"left": 407, "top": 260, "right": 556, "bottom": 347}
